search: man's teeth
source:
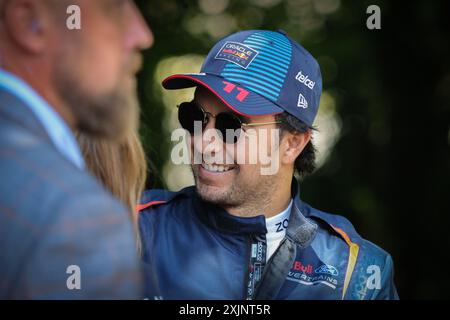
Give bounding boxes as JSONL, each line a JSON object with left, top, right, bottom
{"left": 202, "top": 163, "right": 233, "bottom": 172}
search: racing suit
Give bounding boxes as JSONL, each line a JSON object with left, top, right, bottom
{"left": 138, "top": 180, "right": 399, "bottom": 300}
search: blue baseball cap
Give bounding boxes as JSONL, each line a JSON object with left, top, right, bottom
{"left": 163, "top": 29, "right": 322, "bottom": 127}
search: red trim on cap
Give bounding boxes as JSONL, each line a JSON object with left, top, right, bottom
{"left": 163, "top": 74, "right": 283, "bottom": 118}
{"left": 136, "top": 200, "right": 167, "bottom": 213}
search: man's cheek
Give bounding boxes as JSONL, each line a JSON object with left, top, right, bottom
{"left": 191, "top": 135, "right": 203, "bottom": 164}
{"left": 80, "top": 30, "right": 124, "bottom": 90}
{"left": 88, "top": 53, "right": 121, "bottom": 92}
{"left": 259, "top": 130, "right": 280, "bottom": 176}
{"left": 235, "top": 136, "right": 253, "bottom": 165}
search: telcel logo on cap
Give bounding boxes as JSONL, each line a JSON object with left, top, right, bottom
{"left": 215, "top": 41, "right": 259, "bottom": 69}
{"left": 295, "top": 70, "right": 316, "bottom": 90}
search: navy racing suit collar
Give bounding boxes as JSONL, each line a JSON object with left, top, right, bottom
{"left": 287, "top": 179, "right": 318, "bottom": 248}
{"left": 193, "top": 194, "right": 267, "bottom": 235}
{"left": 192, "top": 179, "right": 317, "bottom": 246}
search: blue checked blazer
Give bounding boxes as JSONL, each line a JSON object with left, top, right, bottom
{"left": 0, "top": 88, "right": 143, "bottom": 299}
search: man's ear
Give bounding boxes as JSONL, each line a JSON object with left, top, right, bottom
{"left": 3, "top": 0, "right": 51, "bottom": 54}
{"left": 280, "top": 130, "right": 312, "bottom": 166}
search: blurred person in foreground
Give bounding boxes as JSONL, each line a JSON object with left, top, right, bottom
{"left": 139, "top": 30, "right": 399, "bottom": 300}
{"left": 0, "top": 0, "right": 152, "bottom": 299}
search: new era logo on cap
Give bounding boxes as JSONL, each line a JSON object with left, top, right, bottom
{"left": 297, "top": 93, "right": 308, "bottom": 109}
{"left": 162, "top": 30, "right": 322, "bottom": 127}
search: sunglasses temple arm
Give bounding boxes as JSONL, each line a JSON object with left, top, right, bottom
{"left": 242, "top": 121, "right": 282, "bottom": 127}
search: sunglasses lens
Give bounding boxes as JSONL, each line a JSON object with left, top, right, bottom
{"left": 215, "top": 113, "right": 242, "bottom": 144}
{"left": 178, "top": 102, "right": 204, "bottom": 134}
{"left": 178, "top": 102, "right": 243, "bottom": 144}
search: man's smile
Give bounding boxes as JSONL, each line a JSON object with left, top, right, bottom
{"left": 201, "top": 162, "right": 235, "bottom": 173}
{"left": 196, "top": 161, "right": 239, "bottom": 187}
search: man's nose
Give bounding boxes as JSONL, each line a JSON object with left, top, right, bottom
{"left": 201, "top": 117, "right": 223, "bottom": 155}
{"left": 126, "top": 1, "right": 154, "bottom": 50}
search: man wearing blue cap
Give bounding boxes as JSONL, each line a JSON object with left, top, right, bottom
{"left": 139, "top": 30, "right": 399, "bottom": 300}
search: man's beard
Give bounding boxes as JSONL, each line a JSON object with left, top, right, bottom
{"left": 191, "top": 164, "right": 275, "bottom": 217}
{"left": 53, "top": 61, "right": 139, "bottom": 142}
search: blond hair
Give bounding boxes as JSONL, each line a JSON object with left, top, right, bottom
{"left": 76, "top": 131, "right": 147, "bottom": 228}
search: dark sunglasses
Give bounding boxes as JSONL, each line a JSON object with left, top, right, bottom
{"left": 177, "top": 101, "right": 281, "bottom": 144}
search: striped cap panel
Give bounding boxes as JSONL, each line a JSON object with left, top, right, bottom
{"left": 220, "top": 31, "right": 293, "bottom": 102}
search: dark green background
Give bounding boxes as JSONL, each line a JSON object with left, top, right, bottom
{"left": 134, "top": 0, "right": 450, "bottom": 299}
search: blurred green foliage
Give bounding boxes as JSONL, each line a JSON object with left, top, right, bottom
{"left": 135, "top": 0, "right": 450, "bottom": 299}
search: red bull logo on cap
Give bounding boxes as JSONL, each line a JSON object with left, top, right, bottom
{"left": 215, "top": 41, "right": 259, "bottom": 69}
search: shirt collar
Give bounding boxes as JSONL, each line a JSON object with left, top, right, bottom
{"left": 265, "top": 199, "right": 293, "bottom": 236}
{"left": 0, "top": 68, "right": 85, "bottom": 170}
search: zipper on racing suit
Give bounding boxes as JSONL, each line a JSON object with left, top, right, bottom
{"left": 244, "top": 234, "right": 267, "bottom": 300}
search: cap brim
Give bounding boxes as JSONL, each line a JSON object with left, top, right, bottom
{"left": 162, "top": 73, "right": 283, "bottom": 117}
